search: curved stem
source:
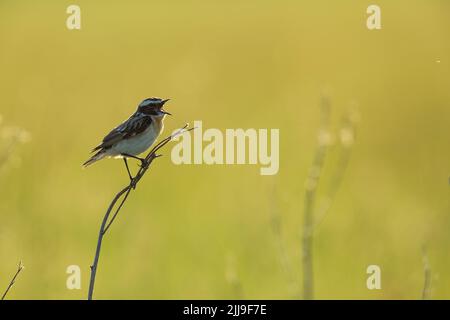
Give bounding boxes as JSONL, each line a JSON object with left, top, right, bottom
{"left": 88, "top": 186, "right": 129, "bottom": 300}
{"left": 87, "top": 124, "right": 194, "bottom": 300}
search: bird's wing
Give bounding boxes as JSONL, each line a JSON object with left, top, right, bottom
{"left": 92, "top": 112, "right": 152, "bottom": 151}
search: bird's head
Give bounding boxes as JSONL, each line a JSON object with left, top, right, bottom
{"left": 137, "top": 97, "right": 171, "bottom": 117}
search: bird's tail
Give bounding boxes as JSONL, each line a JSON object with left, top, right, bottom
{"left": 83, "top": 150, "right": 107, "bottom": 167}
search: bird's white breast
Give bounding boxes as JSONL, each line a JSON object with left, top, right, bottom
{"left": 111, "top": 119, "right": 163, "bottom": 156}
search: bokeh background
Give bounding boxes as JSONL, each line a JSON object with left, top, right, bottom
{"left": 0, "top": 0, "right": 449, "bottom": 299}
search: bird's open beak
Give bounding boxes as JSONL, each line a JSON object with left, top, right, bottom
{"left": 161, "top": 99, "right": 171, "bottom": 115}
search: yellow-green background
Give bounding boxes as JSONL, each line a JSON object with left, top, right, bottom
{"left": 0, "top": 0, "right": 449, "bottom": 299}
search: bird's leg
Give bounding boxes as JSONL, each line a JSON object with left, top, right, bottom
{"left": 122, "top": 153, "right": 146, "bottom": 167}
{"left": 123, "top": 158, "right": 133, "bottom": 181}
{"left": 123, "top": 157, "right": 138, "bottom": 189}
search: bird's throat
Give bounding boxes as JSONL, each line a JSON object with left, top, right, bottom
{"left": 151, "top": 115, "right": 165, "bottom": 136}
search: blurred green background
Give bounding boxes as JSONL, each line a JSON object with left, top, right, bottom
{"left": 0, "top": 0, "right": 449, "bottom": 299}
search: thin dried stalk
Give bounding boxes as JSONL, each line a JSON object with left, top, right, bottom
{"left": 1, "top": 261, "right": 24, "bottom": 300}
{"left": 301, "top": 99, "right": 357, "bottom": 300}
{"left": 422, "top": 246, "right": 432, "bottom": 300}
{"left": 87, "top": 124, "right": 193, "bottom": 300}
{"left": 269, "top": 186, "right": 299, "bottom": 298}
{"left": 302, "top": 96, "right": 330, "bottom": 300}
{"left": 314, "top": 114, "right": 356, "bottom": 230}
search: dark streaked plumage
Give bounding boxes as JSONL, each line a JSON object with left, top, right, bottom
{"left": 91, "top": 112, "right": 153, "bottom": 152}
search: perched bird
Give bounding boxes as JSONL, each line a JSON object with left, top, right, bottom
{"left": 83, "top": 97, "right": 171, "bottom": 180}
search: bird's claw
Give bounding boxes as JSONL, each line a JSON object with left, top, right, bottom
{"left": 139, "top": 160, "right": 147, "bottom": 169}
{"left": 130, "top": 177, "right": 137, "bottom": 189}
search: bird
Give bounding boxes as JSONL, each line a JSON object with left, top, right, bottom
{"left": 83, "top": 97, "right": 171, "bottom": 181}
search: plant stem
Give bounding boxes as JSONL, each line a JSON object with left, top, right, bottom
{"left": 87, "top": 124, "right": 193, "bottom": 300}
{"left": 1, "top": 261, "right": 24, "bottom": 300}
{"left": 302, "top": 97, "right": 330, "bottom": 300}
